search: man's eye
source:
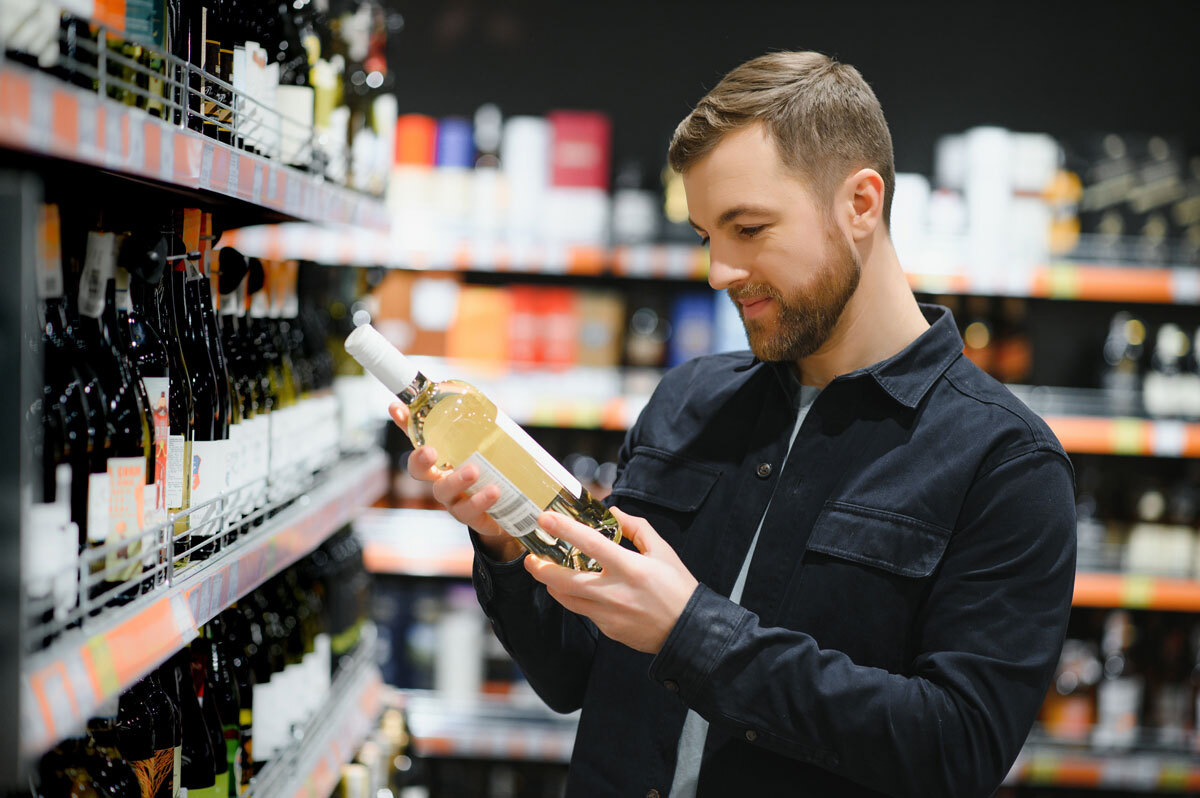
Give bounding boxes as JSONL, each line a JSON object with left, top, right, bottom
{"left": 739, "top": 226, "right": 763, "bottom": 238}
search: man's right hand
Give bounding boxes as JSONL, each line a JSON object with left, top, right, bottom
{"left": 389, "top": 401, "right": 527, "bottom": 562}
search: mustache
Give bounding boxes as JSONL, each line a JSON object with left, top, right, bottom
{"left": 729, "top": 283, "right": 783, "bottom": 305}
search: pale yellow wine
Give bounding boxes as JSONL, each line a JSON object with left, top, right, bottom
{"left": 345, "top": 324, "right": 620, "bottom": 571}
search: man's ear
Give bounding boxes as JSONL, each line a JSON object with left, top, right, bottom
{"left": 842, "top": 168, "right": 885, "bottom": 241}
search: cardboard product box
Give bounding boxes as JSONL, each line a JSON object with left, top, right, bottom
{"left": 508, "top": 285, "right": 541, "bottom": 369}
{"left": 372, "top": 270, "right": 462, "bottom": 357}
{"left": 576, "top": 290, "right": 626, "bottom": 368}
{"left": 666, "top": 292, "right": 716, "bottom": 368}
{"left": 538, "top": 287, "right": 579, "bottom": 371}
{"left": 447, "top": 285, "right": 512, "bottom": 364}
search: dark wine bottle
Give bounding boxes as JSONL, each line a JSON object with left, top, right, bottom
{"left": 167, "top": 651, "right": 219, "bottom": 798}
{"left": 77, "top": 230, "right": 152, "bottom": 604}
{"left": 203, "top": 621, "right": 244, "bottom": 794}
{"left": 191, "top": 642, "right": 232, "bottom": 798}
{"left": 117, "top": 678, "right": 177, "bottom": 798}
{"left": 156, "top": 231, "right": 195, "bottom": 568}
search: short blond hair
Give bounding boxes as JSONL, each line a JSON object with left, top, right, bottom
{"left": 668, "top": 51, "right": 895, "bottom": 226}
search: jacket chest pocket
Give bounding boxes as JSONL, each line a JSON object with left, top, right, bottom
{"left": 789, "top": 501, "right": 952, "bottom": 672}
{"left": 607, "top": 446, "right": 721, "bottom": 546}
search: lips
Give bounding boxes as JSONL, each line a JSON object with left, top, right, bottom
{"left": 738, "top": 297, "right": 771, "bottom": 318}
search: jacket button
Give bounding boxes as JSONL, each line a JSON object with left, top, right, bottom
{"left": 647, "top": 791, "right": 661, "bottom": 798}
{"left": 745, "top": 729, "right": 758, "bottom": 742}
{"left": 663, "top": 680, "right": 679, "bottom": 693}
{"left": 756, "top": 462, "right": 772, "bottom": 478}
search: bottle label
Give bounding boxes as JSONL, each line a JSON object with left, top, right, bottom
{"left": 190, "top": 439, "right": 228, "bottom": 531}
{"left": 143, "top": 376, "right": 171, "bottom": 515}
{"left": 172, "top": 745, "right": 182, "bottom": 798}
{"left": 129, "top": 747, "right": 176, "bottom": 798}
{"left": 224, "top": 724, "right": 241, "bottom": 790}
{"left": 36, "top": 204, "right": 64, "bottom": 300}
{"left": 227, "top": 423, "right": 244, "bottom": 496}
{"left": 166, "top": 434, "right": 187, "bottom": 509}
{"left": 462, "top": 452, "right": 551, "bottom": 540}
{"left": 79, "top": 231, "right": 116, "bottom": 318}
{"left": 494, "top": 410, "right": 583, "bottom": 498}
{"left": 115, "top": 266, "right": 133, "bottom": 312}
{"left": 108, "top": 455, "right": 147, "bottom": 581}
{"left": 87, "top": 471, "right": 110, "bottom": 543}
{"left": 183, "top": 785, "right": 219, "bottom": 798}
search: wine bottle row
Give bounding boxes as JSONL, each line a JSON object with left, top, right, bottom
{"left": 32, "top": 526, "right": 371, "bottom": 798}
{"left": 1, "top": 0, "right": 395, "bottom": 189}
{"left": 25, "top": 202, "right": 340, "bottom": 639}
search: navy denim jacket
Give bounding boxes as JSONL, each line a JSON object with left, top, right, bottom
{"left": 471, "top": 304, "right": 1077, "bottom": 797}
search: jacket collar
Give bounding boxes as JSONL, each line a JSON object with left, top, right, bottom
{"left": 733, "top": 304, "right": 963, "bottom": 410}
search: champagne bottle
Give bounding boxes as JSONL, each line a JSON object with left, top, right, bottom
{"left": 344, "top": 323, "right": 620, "bottom": 571}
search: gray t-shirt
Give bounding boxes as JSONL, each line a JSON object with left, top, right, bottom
{"left": 669, "top": 382, "right": 820, "bottom": 797}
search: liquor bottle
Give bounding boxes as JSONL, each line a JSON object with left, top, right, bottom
{"left": 173, "top": 212, "right": 225, "bottom": 556}
{"left": 157, "top": 232, "right": 196, "bottom": 567}
{"left": 1093, "top": 609, "right": 1143, "bottom": 749}
{"left": 202, "top": 623, "right": 244, "bottom": 795}
{"left": 217, "top": 249, "right": 261, "bottom": 526}
{"left": 213, "top": 608, "right": 256, "bottom": 793}
{"left": 86, "top": 701, "right": 143, "bottom": 796}
{"left": 195, "top": 232, "right": 242, "bottom": 546}
{"left": 191, "top": 641, "right": 232, "bottom": 798}
{"left": 117, "top": 677, "right": 178, "bottom": 798}
{"left": 166, "top": 651, "right": 220, "bottom": 798}
{"left": 1144, "top": 323, "right": 1188, "bottom": 419}
{"left": 345, "top": 323, "right": 620, "bottom": 570}
{"left": 1101, "top": 311, "right": 1145, "bottom": 415}
{"left": 77, "top": 230, "right": 152, "bottom": 602}
{"left": 115, "top": 236, "right": 172, "bottom": 579}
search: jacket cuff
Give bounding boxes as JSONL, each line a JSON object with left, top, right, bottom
{"left": 649, "top": 583, "right": 750, "bottom": 703}
{"left": 470, "top": 530, "right": 531, "bottom": 604}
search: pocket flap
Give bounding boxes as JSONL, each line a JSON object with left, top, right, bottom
{"left": 609, "top": 447, "right": 721, "bottom": 512}
{"left": 807, "top": 502, "right": 951, "bottom": 578}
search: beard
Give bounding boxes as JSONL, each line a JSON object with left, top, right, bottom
{"left": 728, "top": 223, "right": 862, "bottom": 362}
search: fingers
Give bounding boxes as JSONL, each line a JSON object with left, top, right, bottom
{"left": 538, "top": 512, "right": 630, "bottom": 573}
{"left": 610, "top": 507, "right": 662, "bottom": 555}
{"left": 405, "top": 445, "right": 441, "bottom": 482}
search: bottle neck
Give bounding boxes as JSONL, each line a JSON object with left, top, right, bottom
{"left": 396, "top": 371, "right": 430, "bottom": 405}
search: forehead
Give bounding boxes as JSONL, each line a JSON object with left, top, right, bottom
{"left": 681, "top": 123, "right": 815, "bottom": 224}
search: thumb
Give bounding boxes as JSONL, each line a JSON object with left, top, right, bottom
{"left": 611, "top": 507, "right": 662, "bottom": 555}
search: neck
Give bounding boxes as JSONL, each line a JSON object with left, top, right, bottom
{"left": 795, "top": 232, "right": 929, "bottom": 388}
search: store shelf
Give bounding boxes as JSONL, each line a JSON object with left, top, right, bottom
{"left": 220, "top": 223, "right": 1200, "bottom": 302}
{"left": 19, "top": 449, "right": 388, "bottom": 761}
{"left": 357, "top": 508, "right": 475, "bottom": 578}
{"left": 1005, "top": 738, "right": 1200, "bottom": 792}
{"left": 248, "top": 624, "right": 384, "bottom": 798}
{"left": 393, "top": 688, "right": 578, "bottom": 763}
{"left": 1073, "top": 572, "right": 1200, "bottom": 611}
{"left": 1042, "top": 416, "right": 1200, "bottom": 458}
{"left": 0, "top": 61, "right": 389, "bottom": 230}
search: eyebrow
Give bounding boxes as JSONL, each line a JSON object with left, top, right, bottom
{"left": 688, "top": 204, "right": 774, "bottom": 232}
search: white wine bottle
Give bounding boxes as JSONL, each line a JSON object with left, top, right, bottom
{"left": 344, "top": 323, "right": 620, "bottom": 571}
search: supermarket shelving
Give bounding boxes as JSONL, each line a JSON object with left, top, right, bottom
{"left": 1005, "top": 735, "right": 1200, "bottom": 793}
{"left": 393, "top": 688, "right": 578, "bottom": 764}
{"left": 221, "top": 223, "right": 1200, "bottom": 302}
{"left": 20, "top": 449, "right": 388, "bottom": 761}
{"left": 0, "top": 60, "right": 389, "bottom": 230}
{"left": 1071, "top": 572, "right": 1200, "bottom": 612}
{"left": 248, "top": 624, "right": 384, "bottom": 798}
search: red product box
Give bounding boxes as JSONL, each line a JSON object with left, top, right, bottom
{"left": 538, "top": 287, "right": 579, "bottom": 370}
{"left": 548, "top": 111, "right": 612, "bottom": 190}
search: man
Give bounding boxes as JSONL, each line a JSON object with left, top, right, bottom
{"left": 390, "top": 51, "right": 1076, "bottom": 797}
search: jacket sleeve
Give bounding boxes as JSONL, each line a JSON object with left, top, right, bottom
{"left": 469, "top": 407, "right": 646, "bottom": 714}
{"left": 647, "top": 447, "right": 1077, "bottom": 798}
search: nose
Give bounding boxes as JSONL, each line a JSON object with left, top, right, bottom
{"left": 706, "top": 242, "right": 748, "bottom": 291}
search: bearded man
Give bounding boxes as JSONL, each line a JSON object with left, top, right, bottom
{"left": 392, "top": 51, "right": 1077, "bottom": 797}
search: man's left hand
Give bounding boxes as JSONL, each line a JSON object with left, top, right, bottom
{"left": 524, "top": 507, "right": 699, "bottom": 654}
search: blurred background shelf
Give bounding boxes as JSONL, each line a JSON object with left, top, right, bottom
{"left": 1005, "top": 735, "right": 1200, "bottom": 792}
